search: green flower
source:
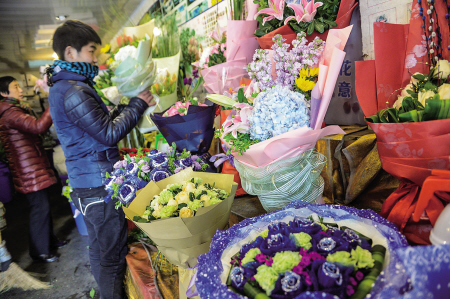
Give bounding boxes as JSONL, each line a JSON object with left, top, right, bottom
{"left": 258, "top": 229, "right": 269, "bottom": 239}
{"left": 326, "top": 251, "right": 355, "bottom": 268}
{"left": 290, "top": 232, "right": 312, "bottom": 250}
{"left": 218, "top": 189, "right": 229, "bottom": 198}
{"left": 241, "top": 248, "right": 261, "bottom": 266}
{"left": 160, "top": 205, "right": 178, "bottom": 218}
{"left": 209, "top": 198, "right": 222, "bottom": 206}
{"left": 143, "top": 210, "right": 152, "bottom": 216}
{"left": 167, "top": 183, "right": 182, "bottom": 192}
{"left": 206, "top": 190, "right": 218, "bottom": 199}
{"left": 159, "top": 190, "right": 173, "bottom": 205}
{"left": 254, "top": 265, "right": 279, "bottom": 296}
{"left": 351, "top": 246, "right": 374, "bottom": 270}
{"left": 187, "top": 199, "right": 203, "bottom": 211}
{"left": 193, "top": 189, "right": 204, "bottom": 197}
{"left": 272, "top": 251, "right": 302, "bottom": 274}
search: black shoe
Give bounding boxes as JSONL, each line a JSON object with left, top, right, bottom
{"left": 52, "top": 239, "right": 69, "bottom": 249}
{"left": 32, "top": 254, "right": 59, "bottom": 263}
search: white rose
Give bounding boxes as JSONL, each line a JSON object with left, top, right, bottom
{"left": 167, "top": 199, "right": 178, "bottom": 206}
{"left": 200, "top": 194, "right": 211, "bottom": 207}
{"left": 393, "top": 96, "right": 404, "bottom": 110}
{"left": 183, "top": 182, "right": 196, "bottom": 192}
{"left": 410, "top": 72, "right": 423, "bottom": 85}
{"left": 175, "top": 191, "right": 190, "bottom": 205}
{"left": 436, "top": 59, "right": 450, "bottom": 80}
{"left": 438, "top": 83, "right": 450, "bottom": 100}
{"left": 197, "top": 184, "right": 206, "bottom": 191}
{"left": 401, "top": 84, "right": 414, "bottom": 97}
{"left": 179, "top": 207, "right": 194, "bottom": 218}
{"left": 151, "top": 198, "right": 162, "bottom": 210}
{"left": 418, "top": 90, "right": 435, "bottom": 106}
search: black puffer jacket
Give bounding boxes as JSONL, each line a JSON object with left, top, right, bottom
{"left": 48, "top": 70, "right": 148, "bottom": 189}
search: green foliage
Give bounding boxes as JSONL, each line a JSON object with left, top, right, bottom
{"left": 90, "top": 288, "right": 95, "bottom": 298}
{"left": 152, "top": 14, "right": 180, "bottom": 58}
{"left": 220, "top": 132, "right": 260, "bottom": 155}
{"left": 180, "top": 28, "right": 199, "bottom": 68}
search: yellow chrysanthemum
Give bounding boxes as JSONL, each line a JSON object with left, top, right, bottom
{"left": 295, "top": 76, "right": 316, "bottom": 92}
{"left": 106, "top": 57, "right": 114, "bottom": 65}
{"left": 299, "top": 67, "right": 319, "bottom": 78}
{"left": 101, "top": 44, "right": 111, "bottom": 53}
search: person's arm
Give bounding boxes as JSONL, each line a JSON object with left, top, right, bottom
{"left": 64, "top": 85, "right": 148, "bottom": 147}
{"left": 1, "top": 106, "right": 52, "bottom": 135}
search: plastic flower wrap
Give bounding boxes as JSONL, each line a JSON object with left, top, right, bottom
{"left": 110, "top": 35, "right": 157, "bottom": 98}
{"left": 195, "top": 200, "right": 409, "bottom": 299}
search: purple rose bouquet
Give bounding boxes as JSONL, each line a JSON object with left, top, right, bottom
{"left": 104, "top": 145, "right": 210, "bottom": 209}
{"left": 195, "top": 201, "right": 409, "bottom": 299}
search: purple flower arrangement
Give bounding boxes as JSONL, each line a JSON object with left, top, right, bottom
{"left": 104, "top": 146, "right": 210, "bottom": 209}
{"left": 227, "top": 217, "right": 384, "bottom": 299}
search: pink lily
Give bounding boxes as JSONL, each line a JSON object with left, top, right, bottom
{"left": 208, "top": 30, "right": 220, "bottom": 43}
{"left": 254, "top": 0, "right": 286, "bottom": 25}
{"left": 284, "top": 0, "right": 323, "bottom": 24}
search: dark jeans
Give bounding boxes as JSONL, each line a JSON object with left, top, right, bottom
{"left": 25, "top": 188, "right": 56, "bottom": 257}
{"left": 72, "top": 191, "right": 128, "bottom": 299}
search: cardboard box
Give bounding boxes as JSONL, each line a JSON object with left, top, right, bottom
{"left": 123, "top": 167, "right": 238, "bottom": 268}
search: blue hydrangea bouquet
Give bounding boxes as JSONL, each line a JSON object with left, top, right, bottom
{"left": 205, "top": 27, "right": 353, "bottom": 211}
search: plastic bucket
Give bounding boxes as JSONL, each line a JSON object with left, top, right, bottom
{"left": 69, "top": 201, "right": 88, "bottom": 236}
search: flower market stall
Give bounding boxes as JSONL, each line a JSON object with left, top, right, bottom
{"left": 41, "top": 0, "right": 450, "bottom": 298}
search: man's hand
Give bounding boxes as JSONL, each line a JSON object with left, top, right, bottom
{"left": 137, "top": 90, "right": 155, "bottom": 106}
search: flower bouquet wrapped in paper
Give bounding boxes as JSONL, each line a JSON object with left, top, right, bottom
{"left": 254, "top": 0, "right": 357, "bottom": 50}
{"left": 355, "top": 1, "right": 450, "bottom": 245}
{"left": 207, "top": 27, "right": 352, "bottom": 211}
{"left": 193, "top": 200, "right": 409, "bottom": 299}
{"left": 122, "top": 167, "right": 238, "bottom": 268}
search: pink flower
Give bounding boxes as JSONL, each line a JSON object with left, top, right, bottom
{"left": 220, "top": 43, "right": 226, "bottom": 52}
{"left": 255, "top": 253, "right": 267, "bottom": 263}
{"left": 208, "top": 30, "right": 220, "bottom": 42}
{"left": 254, "top": 0, "right": 286, "bottom": 25}
{"left": 284, "top": 0, "right": 323, "bottom": 24}
{"left": 346, "top": 285, "right": 355, "bottom": 296}
{"left": 355, "top": 271, "right": 364, "bottom": 281}
{"left": 265, "top": 257, "right": 273, "bottom": 266}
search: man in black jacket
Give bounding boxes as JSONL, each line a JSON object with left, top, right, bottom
{"left": 47, "top": 20, "right": 154, "bottom": 299}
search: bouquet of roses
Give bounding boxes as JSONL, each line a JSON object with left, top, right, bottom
{"left": 194, "top": 200, "right": 409, "bottom": 299}
{"left": 133, "top": 177, "right": 230, "bottom": 222}
{"left": 227, "top": 217, "right": 383, "bottom": 299}
{"left": 253, "top": 0, "right": 357, "bottom": 49}
{"left": 104, "top": 146, "right": 210, "bottom": 209}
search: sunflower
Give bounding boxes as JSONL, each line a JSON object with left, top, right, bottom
{"left": 299, "top": 67, "right": 319, "bottom": 78}
{"left": 295, "top": 76, "right": 316, "bottom": 92}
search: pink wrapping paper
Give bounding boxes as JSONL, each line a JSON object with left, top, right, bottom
{"left": 201, "top": 59, "right": 248, "bottom": 94}
{"left": 226, "top": 20, "right": 260, "bottom": 63}
{"left": 246, "top": 1, "right": 259, "bottom": 21}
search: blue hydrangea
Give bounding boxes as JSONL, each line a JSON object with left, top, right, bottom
{"left": 248, "top": 85, "right": 310, "bottom": 141}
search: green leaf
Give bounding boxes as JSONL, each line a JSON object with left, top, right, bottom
{"left": 178, "top": 203, "right": 188, "bottom": 209}
{"left": 90, "top": 288, "right": 95, "bottom": 298}
{"left": 189, "top": 192, "right": 195, "bottom": 201}
{"left": 254, "top": 28, "right": 266, "bottom": 37}
{"left": 206, "top": 94, "right": 236, "bottom": 108}
{"left": 237, "top": 88, "right": 246, "bottom": 103}
{"left": 307, "top": 22, "right": 315, "bottom": 35}
{"left": 314, "top": 21, "right": 325, "bottom": 33}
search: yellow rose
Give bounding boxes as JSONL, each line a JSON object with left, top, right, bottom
{"left": 175, "top": 191, "right": 190, "bottom": 205}
{"left": 393, "top": 96, "right": 404, "bottom": 110}
{"left": 410, "top": 72, "right": 422, "bottom": 85}
{"left": 438, "top": 83, "right": 450, "bottom": 100}
{"left": 401, "top": 84, "right": 414, "bottom": 97}
{"left": 167, "top": 198, "right": 178, "bottom": 206}
{"left": 179, "top": 207, "right": 194, "bottom": 218}
{"left": 183, "top": 182, "right": 196, "bottom": 192}
{"left": 418, "top": 90, "right": 435, "bottom": 106}
{"left": 436, "top": 59, "right": 450, "bottom": 80}
{"left": 200, "top": 194, "right": 211, "bottom": 207}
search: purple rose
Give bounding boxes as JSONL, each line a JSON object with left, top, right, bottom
{"left": 271, "top": 271, "right": 307, "bottom": 299}
{"left": 240, "top": 236, "right": 264, "bottom": 256}
{"left": 268, "top": 221, "right": 289, "bottom": 237}
{"left": 104, "top": 176, "right": 116, "bottom": 191}
{"left": 126, "top": 162, "right": 139, "bottom": 175}
{"left": 113, "top": 160, "right": 127, "bottom": 169}
{"left": 309, "top": 260, "right": 353, "bottom": 298}
{"left": 148, "top": 149, "right": 160, "bottom": 157}
{"left": 288, "top": 217, "right": 323, "bottom": 235}
{"left": 151, "top": 155, "right": 169, "bottom": 169}
{"left": 332, "top": 229, "right": 371, "bottom": 251}
{"left": 114, "top": 176, "right": 124, "bottom": 185}
{"left": 118, "top": 183, "right": 136, "bottom": 205}
{"left": 149, "top": 168, "right": 171, "bottom": 182}
{"left": 112, "top": 168, "right": 125, "bottom": 176}
{"left": 311, "top": 234, "right": 351, "bottom": 256}
{"left": 180, "top": 158, "right": 193, "bottom": 168}
{"left": 260, "top": 233, "right": 297, "bottom": 256}
{"left": 230, "top": 267, "right": 246, "bottom": 290}
{"left": 138, "top": 159, "right": 146, "bottom": 165}
{"left": 124, "top": 175, "right": 147, "bottom": 190}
